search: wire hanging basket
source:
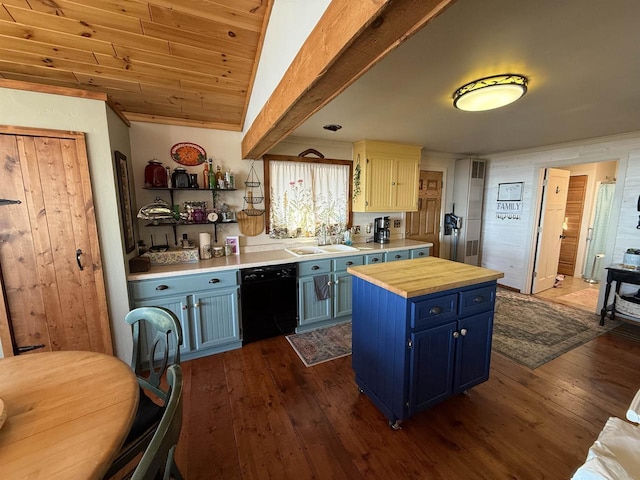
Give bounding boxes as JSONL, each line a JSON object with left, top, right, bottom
{"left": 242, "top": 162, "right": 265, "bottom": 216}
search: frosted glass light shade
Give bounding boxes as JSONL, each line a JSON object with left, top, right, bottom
{"left": 453, "top": 74, "right": 528, "bottom": 112}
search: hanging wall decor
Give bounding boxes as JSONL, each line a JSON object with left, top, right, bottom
{"left": 115, "top": 151, "right": 136, "bottom": 253}
{"left": 496, "top": 182, "right": 524, "bottom": 220}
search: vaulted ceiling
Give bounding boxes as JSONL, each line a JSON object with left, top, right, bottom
{"left": 0, "top": 0, "right": 271, "bottom": 130}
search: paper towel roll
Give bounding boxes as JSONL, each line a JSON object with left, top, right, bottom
{"left": 199, "top": 232, "right": 212, "bottom": 259}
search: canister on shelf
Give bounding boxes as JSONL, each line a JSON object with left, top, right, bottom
{"left": 213, "top": 246, "right": 224, "bottom": 258}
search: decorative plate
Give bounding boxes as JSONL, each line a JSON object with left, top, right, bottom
{"left": 170, "top": 142, "right": 206, "bottom": 166}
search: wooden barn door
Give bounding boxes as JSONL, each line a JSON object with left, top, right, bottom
{"left": 0, "top": 126, "right": 112, "bottom": 355}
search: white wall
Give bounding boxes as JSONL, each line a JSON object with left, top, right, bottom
{"left": 0, "top": 87, "right": 131, "bottom": 359}
{"left": 244, "top": 0, "right": 331, "bottom": 132}
{"left": 481, "top": 132, "right": 640, "bottom": 295}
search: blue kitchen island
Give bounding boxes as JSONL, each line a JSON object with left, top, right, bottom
{"left": 347, "top": 257, "right": 504, "bottom": 428}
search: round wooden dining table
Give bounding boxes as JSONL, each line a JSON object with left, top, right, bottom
{"left": 0, "top": 350, "right": 139, "bottom": 479}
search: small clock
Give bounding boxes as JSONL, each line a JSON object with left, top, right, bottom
{"left": 207, "top": 212, "right": 219, "bottom": 223}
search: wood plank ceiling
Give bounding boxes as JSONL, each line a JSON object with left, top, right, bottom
{"left": 0, "top": 0, "right": 271, "bottom": 131}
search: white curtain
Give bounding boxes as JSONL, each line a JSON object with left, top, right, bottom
{"left": 269, "top": 161, "right": 349, "bottom": 238}
{"left": 582, "top": 182, "right": 615, "bottom": 279}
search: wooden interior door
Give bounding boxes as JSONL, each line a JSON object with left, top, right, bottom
{"left": 557, "top": 175, "right": 588, "bottom": 276}
{"left": 0, "top": 126, "right": 112, "bottom": 355}
{"left": 532, "top": 168, "right": 571, "bottom": 294}
{"left": 406, "top": 171, "right": 442, "bottom": 257}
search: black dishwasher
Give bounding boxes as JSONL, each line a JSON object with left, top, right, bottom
{"left": 240, "top": 264, "right": 298, "bottom": 344}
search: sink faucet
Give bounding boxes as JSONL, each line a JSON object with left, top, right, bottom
{"left": 318, "top": 223, "right": 327, "bottom": 246}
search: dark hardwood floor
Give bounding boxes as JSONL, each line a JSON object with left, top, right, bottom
{"left": 173, "top": 327, "right": 640, "bottom": 479}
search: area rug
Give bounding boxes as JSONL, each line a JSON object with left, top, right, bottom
{"left": 286, "top": 322, "right": 352, "bottom": 367}
{"left": 493, "top": 289, "right": 621, "bottom": 369}
{"left": 556, "top": 287, "right": 599, "bottom": 312}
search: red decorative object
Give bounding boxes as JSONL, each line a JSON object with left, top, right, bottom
{"left": 144, "top": 160, "right": 167, "bottom": 188}
{"left": 170, "top": 142, "right": 206, "bottom": 166}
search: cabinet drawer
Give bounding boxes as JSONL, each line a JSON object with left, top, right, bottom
{"left": 459, "top": 285, "right": 495, "bottom": 317}
{"left": 130, "top": 270, "right": 238, "bottom": 299}
{"left": 333, "top": 255, "right": 364, "bottom": 271}
{"left": 365, "top": 253, "right": 385, "bottom": 264}
{"left": 386, "top": 250, "right": 409, "bottom": 262}
{"left": 411, "top": 293, "right": 457, "bottom": 330}
{"left": 298, "top": 259, "right": 331, "bottom": 276}
{"left": 410, "top": 247, "right": 430, "bottom": 258}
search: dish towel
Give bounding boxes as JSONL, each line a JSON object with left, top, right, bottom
{"left": 313, "top": 275, "right": 330, "bottom": 301}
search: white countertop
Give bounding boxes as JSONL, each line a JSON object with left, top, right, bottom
{"left": 127, "top": 239, "right": 432, "bottom": 281}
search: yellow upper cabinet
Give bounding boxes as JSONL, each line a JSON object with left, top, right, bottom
{"left": 352, "top": 140, "right": 421, "bottom": 212}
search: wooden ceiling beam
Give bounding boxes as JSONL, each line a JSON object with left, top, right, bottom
{"left": 241, "top": 0, "right": 454, "bottom": 160}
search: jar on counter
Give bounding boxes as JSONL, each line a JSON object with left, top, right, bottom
{"left": 213, "top": 246, "right": 224, "bottom": 258}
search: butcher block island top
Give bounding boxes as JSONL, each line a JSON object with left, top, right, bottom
{"left": 347, "top": 257, "right": 504, "bottom": 298}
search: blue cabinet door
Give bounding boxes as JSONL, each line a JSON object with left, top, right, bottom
{"left": 409, "top": 321, "right": 457, "bottom": 414}
{"left": 192, "top": 287, "right": 240, "bottom": 351}
{"left": 386, "top": 250, "right": 409, "bottom": 262}
{"left": 333, "top": 271, "right": 353, "bottom": 318}
{"left": 453, "top": 311, "right": 493, "bottom": 393}
{"left": 134, "top": 294, "right": 192, "bottom": 354}
{"left": 298, "top": 275, "right": 332, "bottom": 326}
{"left": 410, "top": 247, "right": 431, "bottom": 258}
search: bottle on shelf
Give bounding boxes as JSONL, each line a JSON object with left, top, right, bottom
{"left": 203, "top": 162, "right": 209, "bottom": 189}
{"left": 216, "top": 165, "right": 224, "bottom": 189}
{"left": 208, "top": 158, "right": 215, "bottom": 190}
{"left": 166, "top": 166, "right": 172, "bottom": 188}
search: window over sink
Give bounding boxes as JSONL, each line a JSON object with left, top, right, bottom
{"left": 263, "top": 153, "right": 352, "bottom": 239}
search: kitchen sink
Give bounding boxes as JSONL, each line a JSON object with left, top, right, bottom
{"left": 284, "top": 244, "right": 360, "bottom": 257}
{"left": 319, "top": 244, "right": 360, "bottom": 253}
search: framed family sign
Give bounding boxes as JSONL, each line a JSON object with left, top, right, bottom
{"left": 497, "top": 182, "right": 523, "bottom": 201}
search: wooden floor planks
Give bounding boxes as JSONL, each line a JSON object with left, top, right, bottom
{"left": 173, "top": 330, "right": 640, "bottom": 479}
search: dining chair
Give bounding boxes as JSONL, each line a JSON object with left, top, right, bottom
{"left": 104, "top": 306, "right": 183, "bottom": 479}
{"left": 131, "top": 364, "right": 184, "bottom": 480}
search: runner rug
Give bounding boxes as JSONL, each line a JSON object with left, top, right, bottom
{"left": 493, "top": 289, "right": 621, "bottom": 369}
{"left": 286, "top": 322, "right": 352, "bottom": 367}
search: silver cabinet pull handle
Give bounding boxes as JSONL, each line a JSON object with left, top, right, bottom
{"left": 460, "top": 328, "right": 467, "bottom": 336}
{"left": 156, "top": 285, "right": 169, "bottom": 290}
{"left": 346, "top": 261, "right": 353, "bottom": 266}
{"left": 312, "top": 265, "right": 320, "bottom": 270}
{"left": 209, "top": 278, "right": 220, "bottom": 283}
{"left": 453, "top": 331, "right": 460, "bottom": 338}
{"left": 429, "top": 306, "right": 442, "bottom": 315}
{"left": 473, "top": 296, "right": 484, "bottom": 303}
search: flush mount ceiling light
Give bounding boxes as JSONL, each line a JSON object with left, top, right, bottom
{"left": 453, "top": 74, "right": 528, "bottom": 111}
{"left": 323, "top": 124, "right": 342, "bottom": 132}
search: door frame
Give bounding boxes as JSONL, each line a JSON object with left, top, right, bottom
{"left": 524, "top": 157, "right": 624, "bottom": 295}
{"left": 530, "top": 168, "right": 571, "bottom": 293}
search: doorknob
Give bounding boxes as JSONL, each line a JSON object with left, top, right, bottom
{"left": 559, "top": 234, "right": 566, "bottom": 239}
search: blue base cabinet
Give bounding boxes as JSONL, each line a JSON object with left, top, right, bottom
{"left": 129, "top": 270, "right": 241, "bottom": 360}
{"left": 297, "top": 255, "right": 364, "bottom": 332}
{"left": 352, "top": 277, "right": 496, "bottom": 426}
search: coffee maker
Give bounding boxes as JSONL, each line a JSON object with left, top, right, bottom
{"left": 374, "top": 216, "right": 390, "bottom": 243}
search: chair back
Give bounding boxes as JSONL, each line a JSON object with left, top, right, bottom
{"left": 126, "top": 306, "right": 183, "bottom": 401}
{"left": 131, "top": 364, "right": 184, "bottom": 480}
